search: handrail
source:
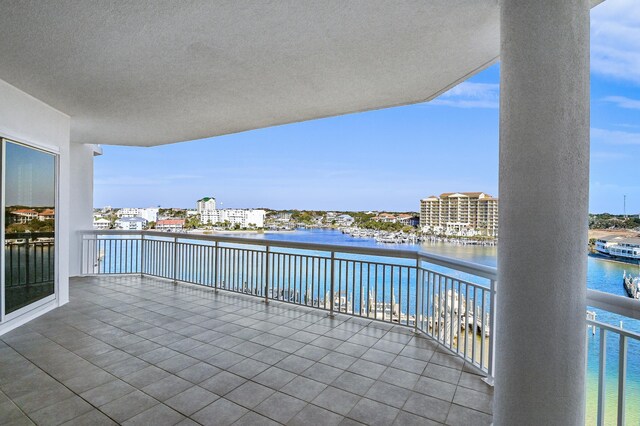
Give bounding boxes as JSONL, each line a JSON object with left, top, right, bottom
{"left": 81, "top": 227, "right": 640, "bottom": 394}
{"left": 587, "top": 289, "right": 640, "bottom": 321}
{"left": 586, "top": 318, "right": 640, "bottom": 340}
{"left": 80, "top": 229, "right": 495, "bottom": 274}
{"left": 417, "top": 250, "right": 497, "bottom": 281}
{"left": 80, "top": 228, "right": 497, "bottom": 375}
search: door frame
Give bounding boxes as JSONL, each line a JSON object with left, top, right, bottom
{"left": 0, "top": 136, "right": 60, "bottom": 323}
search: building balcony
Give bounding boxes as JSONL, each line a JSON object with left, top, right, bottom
{"left": 0, "top": 1, "right": 625, "bottom": 424}
{"left": 4, "top": 230, "right": 637, "bottom": 425}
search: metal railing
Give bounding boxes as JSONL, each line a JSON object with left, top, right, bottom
{"left": 586, "top": 289, "right": 640, "bottom": 426}
{"left": 78, "top": 230, "right": 640, "bottom": 423}
{"left": 4, "top": 231, "right": 55, "bottom": 313}
{"left": 5, "top": 232, "right": 55, "bottom": 286}
{"left": 80, "top": 230, "right": 497, "bottom": 375}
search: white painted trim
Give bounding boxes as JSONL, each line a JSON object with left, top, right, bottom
{"left": 0, "top": 298, "right": 58, "bottom": 336}
{"left": 0, "top": 131, "right": 60, "bottom": 154}
{"left": 0, "top": 140, "right": 4, "bottom": 322}
{"left": 1, "top": 138, "right": 60, "bottom": 324}
{"left": 4, "top": 293, "right": 56, "bottom": 322}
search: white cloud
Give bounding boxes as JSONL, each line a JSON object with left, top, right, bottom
{"left": 428, "top": 82, "right": 499, "bottom": 109}
{"left": 591, "top": 0, "right": 640, "bottom": 85}
{"left": 602, "top": 96, "right": 640, "bottom": 109}
{"left": 591, "top": 127, "right": 640, "bottom": 145}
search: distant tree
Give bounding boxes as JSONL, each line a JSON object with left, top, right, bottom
{"left": 185, "top": 216, "right": 201, "bottom": 229}
{"left": 6, "top": 223, "right": 28, "bottom": 233}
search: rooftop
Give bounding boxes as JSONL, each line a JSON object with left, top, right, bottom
{"left": 157, "top": 219, "right": 186, "bottom": 225}
{"left": 0, "top": 276, "right": 492, "bottom": 425}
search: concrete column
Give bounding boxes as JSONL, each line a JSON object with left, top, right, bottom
{"left": 68, "top": 143, "right": 97, "bottom": 280}
{"left": 496, "top": 1, "right": 589, "bottom": 425}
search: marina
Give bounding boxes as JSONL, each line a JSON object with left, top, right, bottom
{"left": 340, "top": 227, "right": 497, "bottom": 246}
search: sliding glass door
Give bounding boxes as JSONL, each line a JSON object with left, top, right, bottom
{"left": 2, "top": 139, "right": 57, "bottom": 317}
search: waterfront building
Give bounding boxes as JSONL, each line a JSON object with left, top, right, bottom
{"left": 201, "top": 209, "right": 265, "bottom": 228}
{"left": 92, "top": 217, "right": 110, "bottom": 230}
{"left": 116, "top": 207, "right": 140, "bottom": 218}
{"left": 156, "top": 219, "right": 185, "bottom": 231}
{"left": 138, "top": 208, "right": 159, "bottom": 223}
{"left": 8, "top": 209, "right": 39, "bottom": 224}
{"left": 397, "top": 213, "right": 419, "bottom": 227}
{"left": 335, "top": 214, "right": 355, "bottom": 227}
{"left": 373, "top": 212, "right": 397, "bottom": 223}
{"left": 197, "top": 197, "right": 217, "bottom": 214}
{"left": 116, "top": 207, "right": 158, "bottom": 223}
{"left": 324, "top": 212, "right": 337, "bottom": 224}
{"left": 372, "top": 212, "right": 419, "bottom": 227}
{"left": 274, "top": 211, "right": 293, "bottom": 222}
{"left": 114, "top": 217, "right": 147, "bottom": 230}
{"left": 38, "top": 209, "right": 55, "bottom": 221}
{"left": 420, "top": 192, "right": 498, "bottom": 237}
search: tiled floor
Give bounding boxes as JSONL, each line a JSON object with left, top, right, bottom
{"left": 0, "top": 276, "right": 493, "bottom": 425}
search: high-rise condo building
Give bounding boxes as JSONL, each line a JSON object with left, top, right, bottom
{"left": 420, "top": 192, "right": 498, "bottom": 237}
{"left": 197, "top": 197, "right": 217, "bottom": 214}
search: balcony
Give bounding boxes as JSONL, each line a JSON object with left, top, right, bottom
{"left": 1, "top": 274, "right": 493, "bottom": 425}
{"left": 4, "top": 230, "right": 638, "bottom": 424}
{"left": 0, "top": 1, "right": 623, "bottom": 424}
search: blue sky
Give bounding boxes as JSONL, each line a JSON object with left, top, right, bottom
{"left": 95, "top": 0, "right": 640, "bottom": 214}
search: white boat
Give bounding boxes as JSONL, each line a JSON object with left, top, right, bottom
{"left": 623, "top": 272, "right": 640, "bottom": 299}
{"left": 595, "top": 236, "right": 640, "bottom": 263}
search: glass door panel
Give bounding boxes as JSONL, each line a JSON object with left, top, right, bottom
{"left": 3, "top": 140, "right": 56, "bottom": 315}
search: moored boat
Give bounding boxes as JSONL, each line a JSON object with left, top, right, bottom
{"left": 622, "top": 271, "right": 640, "bottom": 299}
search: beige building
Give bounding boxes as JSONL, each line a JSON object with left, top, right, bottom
{"left": 420, "top": 192, "right": 498, "bottom": 237}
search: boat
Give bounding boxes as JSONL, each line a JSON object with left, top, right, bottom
{"left": 594, "top": 236, "right": 640, "bottom": 265}
{"left": 5, "top": 238, "right": 27, "bottom": 246}
{"left": 622, "top": 271, "right": 640, "bottom": 299}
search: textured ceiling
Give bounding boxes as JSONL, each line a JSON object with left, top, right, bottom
{"left": 0, "top": 1, "right": 597, "bottom": 147}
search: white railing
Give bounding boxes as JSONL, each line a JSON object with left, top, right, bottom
{"left": 80, "top": 230, "right": 497, "bottom": 376}
{"left": 78, "top": 229, "right": 640, "bottom": 409}
{"left": 586, "top": 289, "right": 640, "bottom": 426}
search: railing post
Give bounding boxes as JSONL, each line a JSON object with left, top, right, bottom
{"left": 172, "top": 236, "right": 178, "bottom": 284}
{"left": 264, "top": 245, "right": 270, "bottom": 304}
{"left": 618, "top": 335, "right": 627, "bottom": 426}
{"left": 24, "top": 234, "right": 30, "bottom": 285}
{"left": 414, "top": 255, "right": 421, "bottom": 334}
{"left": 139, "top": 233, "right": 145, "bottom": 277}
{"left": 597, "top": 329, "right": 607, "bottom": 426}
{"left": 329, "top": 251, "right": 335, "bottom": 317}
{"left": 80, "top": 233, "right": 86, "bottom": 275}
{"left": 213, "top": 241, "right": 219, "bottom": 293}
{"left": 485, "top": 278, "right": 497, "bottom": 385}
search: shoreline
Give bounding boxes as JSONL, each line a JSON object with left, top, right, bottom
{"left": 588, "top": 251, "right": 640, "bottom": 268}
{"left": 189, "top": 229, "right": 294, "bottom": 235}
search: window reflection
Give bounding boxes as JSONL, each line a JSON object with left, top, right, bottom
{"left": 4, "top": 141, "right": 56, "bottom": 314}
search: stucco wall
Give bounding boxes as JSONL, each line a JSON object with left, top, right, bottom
{"left": 0, "top": 78, "right": 73, "bottom": 333}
